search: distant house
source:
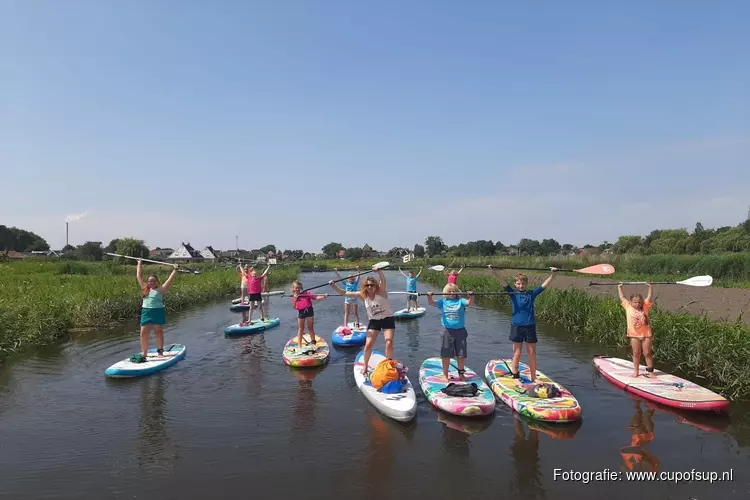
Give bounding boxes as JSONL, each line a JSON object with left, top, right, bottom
{"left": 30, "top": 250, "right": 60, "bottom": 258}
{"left": 199, "top": 246, "right": 218, "bottom": 261}
{"left": 361, "top": 244, "right": 379, "bottom": 258}
{"left": 0, "top": 250, "right": 25, "bottom": 260}
{"left": 578, "top": 248, "right": 602, "bottom": 257}
{"left": 168, "top": 242, "right": 203, "bottom": 262}
{"left": 150, "top": 248, "right": 174, "bottom": 258}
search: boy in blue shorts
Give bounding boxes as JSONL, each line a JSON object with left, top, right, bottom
{"left": 489, "top": 266, "right": 557, "bottom": 382}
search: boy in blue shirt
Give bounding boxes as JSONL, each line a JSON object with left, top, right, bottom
{"left": 489, "top": 266, "right": 557, "bottom": 382}
{"left": 427, "top": 284, "right": 475, "bottom": 380}
{"left": 399, "top": 266, "right": 423, "bottom": 312}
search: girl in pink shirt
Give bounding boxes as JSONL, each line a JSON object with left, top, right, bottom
{"left": 245, "top": 265, "right": 270, "bottom": 323}
{"left": 291, "top": 280, "right": 329, "bottom": 347}
{"left": 445, "top": 265, "right": 464, "bottom": 285}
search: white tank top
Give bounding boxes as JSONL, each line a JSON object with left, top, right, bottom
{"left": 364, "top": 293, "right": 393, "bottom": 320}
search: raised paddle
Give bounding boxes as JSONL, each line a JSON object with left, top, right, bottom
{"left": 588, "top": 275, "right": 713, "bottom": 287}
{"left": 388, "top": 291, "right": 521, "bottom": 296}
{"left": 301, "top": 261, "right": 390, "bottom": 293}
{"left": 487, "top": 263, "right": 615, "bottom": 275}
{"left": 106, "top": 253, "right": 201, "bottom": 274}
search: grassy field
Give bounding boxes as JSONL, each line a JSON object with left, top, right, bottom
{"left": 0, "top": 261, "right": 298, "bottom": 354}
{"left": 417, "top": 269, "right": 750, "bottom": 400}
{"left": 291, "top": 253, "right": 750, "bottom": 287}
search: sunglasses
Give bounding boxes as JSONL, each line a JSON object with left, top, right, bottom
{"left": 364, "top": 283, "right": 375, "bottom": 288}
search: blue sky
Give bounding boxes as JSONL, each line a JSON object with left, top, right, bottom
{"left": 1, "top": 1, "right": 748, "bottom": 252}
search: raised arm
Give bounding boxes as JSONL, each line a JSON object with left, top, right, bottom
{"left": 416, "top": 267, "right": 423, "bottom": 278}
{"left": 376, "top": 269, "right": 387, "bottom": 295}
{"left": 645, "top": 283, "right": 653, "bottom": 302}
{"left": 398, "top": 267, "right": 407, "bottom": 277}
{"left": 333, "top": 268, "right": 342, "bottom": 280}
{"left": 618, "top": 283, "right": 626, "bottom": 302}
{"left": 159, "top": 265, "right": 180, "bottom": 293}
{"left": 457, "top": 265, "right": 465, "bottom": 275}
{"left": 261, "top": 265, "right": 271, "bottom": 277}
{"left": 136, "top": 259, "right": 146, "bottom": 288}
{"left": 465, "top": 291, "right": 475, "bottom": 307}
{"left": 541, "top": 267, "right": 558, "bottom": 289}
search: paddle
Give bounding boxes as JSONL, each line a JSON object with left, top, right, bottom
{"left": 388, "top": 291, "right": 520, "bottom": 296}
{"left": 588, "top": 275, "right": 713, "bottom": 287}
{"left": 106, "top": 253, "right": 201, "bottom": 274}
{"left": 301, "top": 261, "right": 390, "bottom": 292}
{"left": 487, "top": 263, "right": 615, "bottom": 275}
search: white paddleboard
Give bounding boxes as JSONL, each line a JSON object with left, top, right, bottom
{"left": 354, "top": 349, "right": 416, "bottom": 422}
{"left": 105, "top": 344, "right": 186, "bottom": 378}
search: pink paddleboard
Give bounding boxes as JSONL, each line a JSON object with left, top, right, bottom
{"left": 593, "top": 356, "right": 729, "bottom": 412}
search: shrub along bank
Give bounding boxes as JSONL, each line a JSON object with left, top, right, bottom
{"left": 419, "top": 270, "right": 750, "bottom": 400}
{"left": 0, "top": 262, "right": 298, "bottom": 354}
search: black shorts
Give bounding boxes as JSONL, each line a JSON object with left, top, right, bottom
{"left": 510, "top": 324, "right": 538, "bottom": 344}
{"left": 367, "top": 316, "right": 396, "bottom": 331}
{"left": 247, "top": 293, "right": 262, "bottom": 303}
{"left": 298, "top": 307, "right": 314, "bottom": 319}
{"left": 407, "top": 293, "right": 418, "bottom": 301}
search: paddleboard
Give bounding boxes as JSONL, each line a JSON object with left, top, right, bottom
{"left": 393, "top": 307, "right": 426, "bottom": 319}
{"left": 331, "top": 322, "right": 367, "bottom": 347}
{"left": 354, "top": 349, "right": 416, "bottom": 422}
{"left": 282, "top": 334, "right": 330, "bottom": 367}
{"left": 224, "top": 317, "right": 280, "bottom": 335}
{"left": 105, "top": 344, "right": 186, "bottom": 378}
{"left": 418, "top": 357, "right": 495, "bottom": 417}
{"left": 485, "top": 359, "right": 581, "bottom": 422}
{"left": 593, "top": 356, "right": 729, "bottom": 412}
{"left": 231, "top": 291, "right": 284, "bottom": 304}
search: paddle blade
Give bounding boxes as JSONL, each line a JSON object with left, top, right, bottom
{"left": 428, "top": 265, "right": 445, "bottom": 271}
{"left": 373, "top": 261, "right": 390, "bottom": 270}
{"left": 677, "top": 275, "right": 713, "bottom": 287}
{"left": 575, "top": 264, "right": 616, "bottom": 275}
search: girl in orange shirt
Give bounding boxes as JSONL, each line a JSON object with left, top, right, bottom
{"left": 618, "top": 283, "right": 654, "bottom": 378}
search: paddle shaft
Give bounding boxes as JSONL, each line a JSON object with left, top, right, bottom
{"left": 301, "top": 265, "right": 389, "bottom": 293}
{"left": 106, "top": 253, "right": 177, "bottom": 267}
{"left": 590, "top": 281, "right": 667, "bottom": 285}
{"left": 392, "top": 291, "right": 520, "bottom": 296}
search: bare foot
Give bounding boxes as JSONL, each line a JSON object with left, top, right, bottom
{"left": 632, "top": 372, "right": 640, "bottom": 378}
{"left": 459, "top": 373, "right": 467, "bottom": 381}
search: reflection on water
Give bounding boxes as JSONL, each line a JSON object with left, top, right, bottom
{"left": 137, "top": 375, "right": 174, "bottom": 470}
{"left": 402, "top": 319, "right": 421, "bottom": 354}
{"left": 509, "top": 414, "right": 545, "bottom": 500}
{"left": 437, "top": 411, "right": 493, "bottom": 435}
{"left": 290, "top": 367, "right": 322, "bottom": 439}
{"left": 242, "top": 334, "right": 270, "bottom": 398}
{"left": 620, "top": 400, "right": 659, "bottom": 473}
{"left": 521, "top": 414, "right": 582, "bottom": 440}
{"left": 362, "top": 414, "right": 393, "bottom": 500}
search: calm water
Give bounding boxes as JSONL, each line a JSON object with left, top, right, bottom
{"left": 0, "top": 271, "right": 748, "bottom": 500}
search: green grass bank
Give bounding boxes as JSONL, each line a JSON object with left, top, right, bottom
{"left": 0, "top": 261, "right": 298, "bottom": 355}
{"left": 292, "top": 253, "right": 750, "bottom": 287}
{"left": 418, "top": 269, "right": 750, "bottom": 400}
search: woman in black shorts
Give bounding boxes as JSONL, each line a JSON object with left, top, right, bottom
{"left": 329, "top": 267, "right": 395, "bottom": 375}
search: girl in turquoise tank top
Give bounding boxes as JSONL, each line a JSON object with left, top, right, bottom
{"left": 137, "top": 259, "right": 179, "bottom": 361}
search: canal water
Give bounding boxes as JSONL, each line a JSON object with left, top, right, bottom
{"left": 0, "top": 271, "right": 747, "bottom": 499}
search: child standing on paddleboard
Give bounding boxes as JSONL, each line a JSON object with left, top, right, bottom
{"left": 618, "top": 283, "right": 654, "bottom": 378}
{"left": 291, "top": 281, "right": 328, "bottom": 348}
{"left": 329, "top": 267, "right": 396, "bottom": 377}
{"left": 399, "top": 266, "right": 423, "bottom": 312}
{"left": 445, "top": 265, "right": 464, "bottom": 285}
{"left": 489, "top": 266, "right": 557, "bottom": 382}
{"left": 237, "top": 263, "right": 249, "bottom": 303}
{"left": 136, "top": 259, "right": 179, "bottom": 361}
{"left": 427, "top": 284, "right": 474, "bottom": 381}
{"left": 333, "top": 267, "right": 361, "bottom": 327}
{"left": 247, "top": 265, "right": 270, "bottom": 323}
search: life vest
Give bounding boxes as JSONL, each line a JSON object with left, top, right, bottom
{"left": 370, "top": 359, "right": 407, "bottom": 392}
